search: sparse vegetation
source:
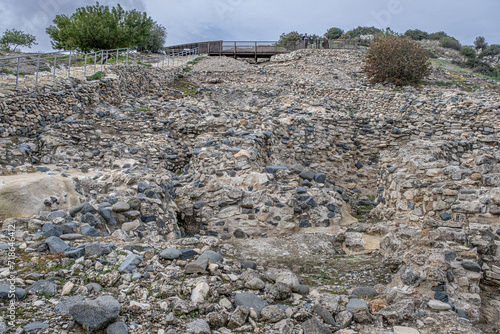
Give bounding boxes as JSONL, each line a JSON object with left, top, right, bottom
{"left": 460, "top": 46, "right": 477, "bottom": 59}
{"left": 86, "top": 71, "right": 106, "bottom": 81}
{"left": 404, "top": 29, "right": 429, "bottom": 41}
{"left": 440, "top": 36, "right": 461, "bottom": 50}
{"left": 325, "top": 27, "right": 344, "bottom": 40}
{"left": 364, "top": 36, "right": 431, "bottom": 86}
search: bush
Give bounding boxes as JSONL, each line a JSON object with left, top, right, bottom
{"left": 428, "top": 31, "right": 449, "bottom": 40}
{"left": 474, "top": 36, "right": 487, "bottom": 50}
{"left": 463, "top": 58, "right": 495, "bottom": 76}
{"left": 440, "top": 36, "right": 461, "bottom": 50}
{"left": 86, "top": 71, "right": 106, "bottom": 81}
{"left": 460, "top": 47, "right": 476, "bottom": 59}
{"left": 479, "top": 44, "right": 500, "bottom": 58}
{"left": 363, "top": 36, "right": 431, "bottom": 86}
{"left": 278, "top": 31, "right": 302, "bottom": 48}
{"left": 325, "top": 27, "right": 344, "bottom": 40}
{"left": 404, "top": 29, "right": 428, "bottom": 41}
{"left": 346, "top": 26, "right": 383, "bottom": 39}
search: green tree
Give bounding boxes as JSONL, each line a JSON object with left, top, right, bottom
{"left": 325, "top": 27, "right": 343, "bottom": 40}
{"left": 0, "top": 29, "right": 37, "bottom": 51}
{"left": 404, "top": 29, "right": 428, "bottom": 41}
{"left": 363, "top": 36, "right": 431, "bottom": 86}
{"left": 474, "top": 36, "right": 487, "bottom": 50}
{"left": 139, "top": 22, "right": 167, "bottom": 53}
{"left": 46, "top": 2, "right": 160, "bottom": 52}
{"left": 278, "top": 31, "right": 302, "bottom": 48}
{"left": 345, "top": 26, "right": 382, "bottom": 39}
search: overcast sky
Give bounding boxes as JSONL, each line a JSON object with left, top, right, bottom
{"left": 0, "top": 0, "right": 499, "bottom": 52}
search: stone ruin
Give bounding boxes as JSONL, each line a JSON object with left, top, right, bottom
{"left": 0, "top": 49, "right": 499, "bottom": 333}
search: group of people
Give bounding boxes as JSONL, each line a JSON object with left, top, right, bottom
{"left": 302, "top": 33, "right": 330, "bottom": 49}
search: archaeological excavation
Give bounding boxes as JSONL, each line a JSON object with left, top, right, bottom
{"left": 0, "top": 49, "right": 499, "bottom": 334}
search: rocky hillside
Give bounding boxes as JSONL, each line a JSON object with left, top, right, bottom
{"left": 0, "top": 49, "right": 499, "bottom": 334}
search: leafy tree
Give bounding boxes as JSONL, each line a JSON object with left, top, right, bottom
{"left": 46, "top": 2, "right": 162, "bottom": 52}
{"left": 139, "top": 22, "right": 167, "bottom": 53}
{"left": 0, "top": 29, "right": 37, "bottom": 51}
{"left": 404, "top": 29, "right": 429, "bottom": 41}
{"left": 278, "top": 31, "right": 302, "bottom": 48}
{"left": 345, "top": 26, "right": 382, "bottom": 39}
{"left": 474, "top": 36, "right": 487, "bottom": 50}
{"left": 325, "top": 27, "right": 343, "bottom": 40}
{"left": 428, "top": 31, "right": 449, "bottom": 40}
{"left": 460, "top": 46, "right": 476, "bottom": 59}
{"left": 363, "top": 36, "right": 431, "bottom": 86}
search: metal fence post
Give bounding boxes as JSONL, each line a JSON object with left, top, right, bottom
{"left": 68, "top": 51, "right": 72, "bottom": 78}
{"left": 53, "top": 53, "right": 57, "bottom": 80}
{"left": 15, "top": 56, "right": 20, "bottom": 89}
{"left": 35, "top": 55, "right": 40, "bottom": 88}
{"left": 116, "top": 49, "right": 119, "bottom": 65}
{"left": 126, "top": 49, "right": 129, "bottom": 66}
{"left": 94, "top": 52, "right": 97, "bottom": 74}
{"left": 133, "top": 53, "right": 136, "bottom": 65}
{"left": 84, "top": 53, "right": 87, "bottom": 77}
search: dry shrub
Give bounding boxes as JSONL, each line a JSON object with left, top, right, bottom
{"left": 363, "top": 36, "right": 432, "bottom": 86}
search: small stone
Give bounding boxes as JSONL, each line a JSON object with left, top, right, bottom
{"left": 186, "top": 319, "right": 210, "bottom": 334}
{"left": 80, "top": 212, "right": 102, "bottom": 227}
{"left": 313, "top": 304, "right": 336, "bottom": 325}
{"left": 47, "top": 210, "right": 67, "bottom": 220}
{"left": 198, "top": 250, "right": 223, "bottom": 263}
{"left": 335, "top": 310, "right": 353, "bottom": 328}
{"left": 314, "top": 173, "right": 327, "bottom": 183}
{"left": 299, "top": 170, "right": 315, "bottom": 181}
{"left": 0, "top": 285, "right": 26, "bottom": 300}
{"left": 23, "top": 322, "right": 49, "bottom": 332}
{"left": 265, "top": 166, "right": 288, "bottom": 174}
{"left": 234, "top": 292, "right": 269, "bottom": 315}
{"left": 107, "top": 322, "right": 129, "bottom": 334}
{"left": 461, "top": 261, "right": 481, "bottom": 272}
{"left": 240, "top": 261, "right": 257, "bottom": 270}
{"left": 351, "top": 287, "right": 377, "bottom": 297}
{"left": 45, "top": 236, "right": 70, "bottom": 254}
{"left": 111, "top": 202, "right": 130, "bottom": 212}
{"left": 245, "top": 277, "right": 265, "bottom": 290}
{"left": 302, "top": 317, "right": 332, "bottom": 334}
{"left": 160, "top": 248, "right": 181, "bottom": 260}
{"left": 346, "top": 298, "right": 369, "bottom": 312}
{"left": 180, "top": 248, "right": 198, "bottom": 260}
{"left": 428, "top": 299, "right": 451, "bottom": 310}
{"left": 118, "top": 254, "right": 142, "bottom": 273}
{"left": 81, "top": 225, "right": 100, "bottom": 237}
{"left": 260, "top": 305, "right": 286, "bottom": 323}
{"left": 61, "top": 282, "right": 74, "bottom": 296}
{"left": 185, "top": 257, "right": 208, "bottom": 274}
{"left": 393, "top": 326, "right": 420, "bottom": 334}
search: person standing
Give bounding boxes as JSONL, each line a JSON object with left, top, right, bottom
{"left": 302, "top": 33, "right": 309, "bottom": 49}
{"left": 322, "top": 35, "right": 330, "bottom": 49}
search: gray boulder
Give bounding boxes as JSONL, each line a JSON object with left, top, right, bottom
{"left": 0, "top": 285, "right": 26, "bottom": 300}
{"left": 69, "top": 295, "right": 120, "bottom": 330}
{"left": 186, "top": 319, "right": 210, "bottom": 334}
{"left": 45, "top": 236, "right": 70, "bottom": 254}
{"left": 28, "top": 280, "right": 58, "bottom": 296}
{"left": 234, "top": 292, "right": 269, "bottom": 315}
{"left": 198, "top": 250, "right": 223, "bottom": 263}
{"left": 345, "top": 298, "right": 369, "bottom": 312}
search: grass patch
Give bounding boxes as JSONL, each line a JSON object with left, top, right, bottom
{"left": 1, "top": 68, "right": 25, "bottom": 75}
{"left": 86, "top": 71, "right": 106, "bottom": 81}
{"left": 187, "top": 56, "right": 207, "bottom": 66}
{"left": 183, "top": 67, "right": 192, "bottom": 72}
{"left": 171, "top": 78, "right": 198, "bottom": 95}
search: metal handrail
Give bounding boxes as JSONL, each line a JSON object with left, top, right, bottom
{"left": 0, "top": 47, "right": 199, "bottom": 90}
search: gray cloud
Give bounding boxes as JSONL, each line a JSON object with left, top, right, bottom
{"left": 0, "top": 0, "right": 498, "bottom": 52}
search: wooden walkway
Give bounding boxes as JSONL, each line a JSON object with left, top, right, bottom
{"left": 165, "top": 40, "right": 358, "bottom": 60}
